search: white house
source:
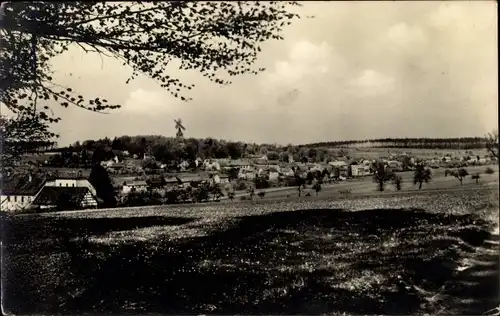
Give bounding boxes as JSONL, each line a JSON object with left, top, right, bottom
{"left": 178, "top": 160, "right": 190, "bottom": 171}
{"left": 203, "top": 160, "right": 221, "bottom": 171}
{"left": 0, "top": 173, "right": 46, "bottom": 212}
{"left": 238, "top": 170, "right": 256, "bottom": 180}
{"left": 209, "top": 174, "right": 230, "bottom": 185}
{"left": 228, "top": 159, "right": 253, "bottom": 171}
{"left": 351, "top": 165, "right": 370, "bottom": 177}
{"left": 329, "top": 160, "right": 348, "bottom": 168}
{"left": 268, "top": 171, "right": 280, "bottom": 181}
{"left": 122, "top": 180, "right": 148, "bottom": 194}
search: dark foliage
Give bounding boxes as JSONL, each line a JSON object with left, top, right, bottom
{"left": 413, "top": 164, "right": 432, "bottom": 190}
{"left": 88, "top": 164, "right": 116, "bottom": 208}
{"left": 2, "top": 208, "right": 497, "bottom": 315}
{"left": 301, "top": 137, "right": 490, "bottom": 150}
{"left": 1, "top": 2, "right": 301, "bottom": 116}
{"left": 372, "top": 162, "right": 394, "bottom": 192}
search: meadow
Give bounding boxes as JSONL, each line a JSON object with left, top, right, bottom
{"left": 2, "top": 185, "right": 499, "bottom": 315}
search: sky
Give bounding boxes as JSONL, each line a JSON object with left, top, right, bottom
{"left": 5, "top": 1, "right": 499, "bottom": 146}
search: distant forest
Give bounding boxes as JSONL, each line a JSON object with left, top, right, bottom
{"left": 45, "top": 135, "right": 490, "bottom": 165}
{"left": 301, "top": 137, "right": 487, "bottom": 150}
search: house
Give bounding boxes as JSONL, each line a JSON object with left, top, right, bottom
{"left": 238, "top": 170, "right": 256, "bottom": 180}
{"left": 268, "top": 171, "right": 280, "bottom": 181}
{"left": 203, "top": 160, "right": 221, "bottom": 171}
{"left": 44, "top": 176, "right": 97, "bottom": 197}
{"left": 280, "top": 167, "right": 295, "bottom": 177}
{"left": 178, "top": 160, "right": 190, "bottom": 171}
{"left": 147, "top": 176, "right": 167, "bottom": 189}
{"left": 107, "top": 162, "right": 126, "bottom": 170}
{"left": 228, "top": 159, "right": 253, "bottom": 171}
{"left": 122, "top": 180, "right": 148, "bottom": 194}
{"left": 329, "top": 160, "right": 348, "bottom": 168}
{"left": 0, "top": 173, "right": 46, "bottom": 212}
{"left": 387, "top": 161, "right": 403, "bottom": 171}
{"left": 209, "top": 174, "right": 230, "bottom": 185}
{"left": 351, "top": 164, "right": 370, "bottom": 177}
{"left": 32, "top": 186, "right": 98, "bottom": 211}
{"left": 101, "top": 159, "right": 116, "bottom": 167}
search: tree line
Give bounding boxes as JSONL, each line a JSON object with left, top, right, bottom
{"left": 302, "top": 137, "right": 488, "bottom": 149}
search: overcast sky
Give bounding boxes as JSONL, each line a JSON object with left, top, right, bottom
{"left": 11, "top": 1, "right": 500, "bottom": 145}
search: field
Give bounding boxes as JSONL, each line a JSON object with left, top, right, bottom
{"left": 2, "top": 183, "right": 499, "bottom": 315}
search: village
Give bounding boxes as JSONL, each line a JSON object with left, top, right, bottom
{"left": 1, "top": 145, "right": 496, "bottom": 213}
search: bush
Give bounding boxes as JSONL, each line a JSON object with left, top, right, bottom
{"left": 485, "top": 167, "right": 495, "bottom": 174}
{"left": 235, "top": 181, "right": 247, "bottom": 191}
{"left": 254, "top": 177, "right": 270, "bottom": 189}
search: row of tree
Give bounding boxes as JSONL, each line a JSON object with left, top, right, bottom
{"left": 303, "top": 137, "right": 489, "bottom": 149}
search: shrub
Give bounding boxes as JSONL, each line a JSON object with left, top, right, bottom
{"left": 257, "top": 191, "right": 266, "bottom": 199}
{"left": 485, "top": 167, "right": 495, "bottom": 174}
{"left": 235, "top": 181, "right": 247, "bottom": 191}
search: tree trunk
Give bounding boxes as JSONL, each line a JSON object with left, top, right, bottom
{"left": 379, "top": 181, "right": 384, "bottom": 192}
{"left": 316, "top": 191, "right": 318, "bottom": 196}
{"left": 476, "top": 179, "right": 479, "bottom": 185}
{"left": 419, "top": 182, "right": 422, "bottom": 190}
{"left": 460, "top": 178, "right": 463, "bottom": 186}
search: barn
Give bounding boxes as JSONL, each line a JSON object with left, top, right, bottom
{"left": 31, "top": 186, "right": 98, "bottom": 211}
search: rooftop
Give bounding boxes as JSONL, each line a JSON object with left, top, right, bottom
{"left": 1, "top": 173, "right": 46, "bottom": 196}
{"left": 32, "top": 186, "right": 93, "bottom": 206}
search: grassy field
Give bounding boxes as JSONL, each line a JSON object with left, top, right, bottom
{"left": 2, "top": 183, "right": 499, "bottom": 315}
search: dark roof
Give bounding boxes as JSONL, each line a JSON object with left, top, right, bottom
{"left": 107, "top": 163, "right": 126, "bottom": 168}
{"left": 32, "top": 186, "right": 93, "bottom": 206}
{"left": 1, "top": 173, "right": 46, "bottom": 196}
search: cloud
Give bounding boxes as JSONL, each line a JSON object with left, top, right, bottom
{"left": 122, "top": 88, "right": 179, "bottom": 115}
{"left": 427, "top": 3, "right": 466, "bottom": 28}
{"left": 387, "top": 22, "right": 427, "bottom": 49}
{"left": 260, "top": 40, "right": 339, "bottom": 92}
{"left": 348, "top": 69, "right": 395, "bottom": 96}
{"left": 42, "top": 1, "right": 497, "bottom": 146}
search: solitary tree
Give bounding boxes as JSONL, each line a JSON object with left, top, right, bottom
{"left": 393, "top": 174, "right": 402, "bottom": 191}
{"left": 247, "top": 186, "right": 255, "bottom": 201}
{"left": 1, "top": 2, "right": 302, "bottom": 121}
{"left": 485, "top": 130, "right": 498, "bottom": 159}
{"left": 312, "top": 181, "right": 322, "bottom": 196}
{"left": 413, "top": 164, "right": 432, "bottom": 190}
{"left": 88, "top": 163, "right": 117, "bottom": 208}
{"left": 372, "top": 161, "right": 392, "bottom": 192}
{"left": 471, "top": 173, "right": 481, "bottom": 185}
{"left": 455, "top": 168, "right": 469, "bottom": 186}
{"left": 291, "top": 166, "right": 306, "bottom": 197}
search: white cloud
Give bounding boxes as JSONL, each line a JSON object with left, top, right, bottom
{"left": 387, "top": 22, "right": 427, "bottom": 48}
{"left": 428, "top": 3, "right": 466, "bottom": 28}
{"left": 261, "top": 40, "right": 337, "bottom": 91}
{"left": 122, "top": 88, "right": 181, "bottom": 115}
{"left": 348, "top": 69, "right": 395, "bottom": 96}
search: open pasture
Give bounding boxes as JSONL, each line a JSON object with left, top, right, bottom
{"left": 2, "top": 187, "right": 499, "bottom": 315}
